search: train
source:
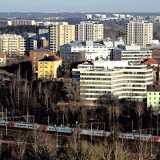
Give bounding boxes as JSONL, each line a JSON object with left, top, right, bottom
{"left": 0, "top": 120, "right": 160, "bottom": 142}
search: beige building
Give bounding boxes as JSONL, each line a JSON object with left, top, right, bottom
{"left": 12, "top": 20, "right": 36, "bottom": 26}
{"left": 76, "top": 21, "right": 104, "bottom": 42}
{"left": 0, "top": 34, "right": 26, "bottom": 56}
{"left": 125, "top": 21, "right": 153, "bottom": 47}
{"left": 49, "top": 22, "right": 75, "bottom": 53}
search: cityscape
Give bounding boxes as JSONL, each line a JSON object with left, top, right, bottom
{"left": 0, "top": 0, "right": 160, "bottom": 159}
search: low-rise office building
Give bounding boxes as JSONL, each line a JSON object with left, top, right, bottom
{"left": 110, "top": 44, "right": 152, "bottom": 64}
{"left": 60, "top": 40, "right": 108, "bottom": 69}
{"left": 72, "top": 61, "right": 153, "bottom": 106}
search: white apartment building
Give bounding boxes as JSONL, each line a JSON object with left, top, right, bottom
{"left": 110, "top": 44, "right": 152, "bottom": 64}
{"left": 76, "top": 21, "right": 104, "bottom": 42}
{"left": 0, "top": 34, "right": 27, "bottom": 56}
{"left": 60, "top": 40, "right": 108, "bottom": 69}
{"left": 72, "top": 61, "right": 153, "bottom": 106}
{"left": 125, "top": 21, "right": 153, "bottom": 47}
{"left": 12, "top": 20, "right": 36, "bottom": 26}
{"left": 49, "top": 22, "right": 75, "bottom": 53}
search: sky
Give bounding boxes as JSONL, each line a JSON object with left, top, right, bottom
{"left": 0, "top": 0, "right": 160, "bottom": 12}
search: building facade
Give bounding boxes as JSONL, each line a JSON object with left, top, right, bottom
{"left": 0, "top": 34, "right": 27, "bottom": 56}
{"left": 38, "top": 55, "right": 62, "bottom": 79}
{"left": 29, "top": 49, "right": 53, "bottom": 72}
{"left": 152, "top": 47, "right": 160, "bottom": 62}
{"left": 12, "top": 20, "right": 36, "bottom": 26}
{"left": 60, "top": 40, "right": 108, "bottom": 69}
{"left": 125, "top": 21, "right": 153, "bottom": 46}
{"left": 110, "top": 44, "right": 152, "bottom": 64}
{"left": 72, "top": 61, "right": 153, "bottom": 106}
{"left": 0, "top": 20, "right": 12, "bottom": 26}
{"left": 49, "top": 22, "right": 75, "bottom": 53}
{"left": 147, "top": 85, "right": 160, "bottom": 108}
{"left": 76, "top": 21, "right": 104, "bottom": 42}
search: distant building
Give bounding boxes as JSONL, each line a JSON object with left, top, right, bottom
{"left": 0, "top": 53, "right": 6, "bottom": 66}
{"left": 101, "top": 37, "right": 124, "bottom": 54}
{"left": 110, "top": 44, "right": 152, "bottom": 64}
{"left": 125, "top": 21, "right": 153, "bottom": 47}
{"left": 76, "top": 21, "right": 104, "bottom": 42}
{"left": 0, "top": 20, "right": 12, "bottom": 26}
{"left": 147, "top": 85, "right": 160, "bottom": 108}
{"left": 60, "top": 40, "right": 108, "bottom": 69}
{"left": 12, "top": 20, "right": 36, "bottom": 26}
{"left": 38, "top": 29, "right": 49, "bottom": 40}
{"left": 38, "top": 55, "right": 62, "bottom": 79}
{"left": 49, "top": 22, "right": 75, "bottom": 53}
{"left": 40, "top": 37, "right": 49, "bottom": 49}
{"left": 29, "top": 48, "right": 53, "bottom": 72}
{"left": 86, "top": 14, "right": 92, "bottom": 19}
{"left": 0, "top": 34, "right": 27, "bottom": 56}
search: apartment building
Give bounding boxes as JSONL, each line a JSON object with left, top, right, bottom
{"left": 76, "top": 21, "right": 104, "bottom": 42}
{"left": 110, "top": 44, "right": 152, "bottom": 64}
{"left": 0, "top": 34, "right": 27, "bottom": 56}
{"left": 60, "top": 40, "right": 108, "bottom": 69}
{"left": 12, "top": 20, "right": 36, "bottom": 26}
{"left": 125, "top": 21, "right": 153, "bottom": 46}
{"left": 147, "top": 85, "right": 160, "bottom": 108}
{"left": 49, "top": 22, "right": 75, "bottom": 53}
{"left": 29, "top": 48, "right": 53, "bottom": 72}
{"left": 38, "top": 55, "right": 62, "bottom": 79}
{"left": 72, "top": 61, "right": 153, "bottom": 106}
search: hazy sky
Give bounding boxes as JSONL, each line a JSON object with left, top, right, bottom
{"left": 0, "top": 0, "right": 160, "bottom": 12}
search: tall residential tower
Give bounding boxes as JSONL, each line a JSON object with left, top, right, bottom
{"left": 125, "top": 21, "right": 153, "bottom": 46}
{"left": 49, "top": 22, "right": 75, "bottom": 53}
{"left": 76, "top": 21, "right": 104, "bottom": 42}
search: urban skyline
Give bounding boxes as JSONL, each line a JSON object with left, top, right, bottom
{"left": 0, "top": 0, "right": 160, "bottom": 12}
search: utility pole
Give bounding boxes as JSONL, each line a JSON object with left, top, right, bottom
{"left": 91, "top": 122, "right": 92, "bottom": 146}
{"left": 150, "top": 108, "right": 153, "bottom": 157}
{"left": 5, "top": 108, "right": 7, "bottom": 136}
{"left": 63, "top": 107, "right": 64, "bottom": 126}
{"left": 1, "top": 107, "right": 3, "bottom": 120}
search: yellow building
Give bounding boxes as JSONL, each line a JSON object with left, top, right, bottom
{"left": 49, "top": 22, "right": 75, "bottom": 53}
{"left": 38, "top": 55, "right": 62, "bottom": 79}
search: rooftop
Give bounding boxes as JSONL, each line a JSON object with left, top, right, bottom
{"left": 39, "top": 54, "right": 62, "bottom": 61}
{"left": 61, "top": 40, "right": 106, "bottom": 47}
{"left": 147, "top": 85, "right": 160, "bottom": 92}
{"left": 30, "top": 48, "right": 53, "bottom": 53}
{"left": 142, "top": 58, "right": 158, "bottom": 65}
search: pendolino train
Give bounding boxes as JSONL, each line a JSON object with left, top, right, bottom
{"left": 0, "top": 120, "right": 159, "bottom": 142}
